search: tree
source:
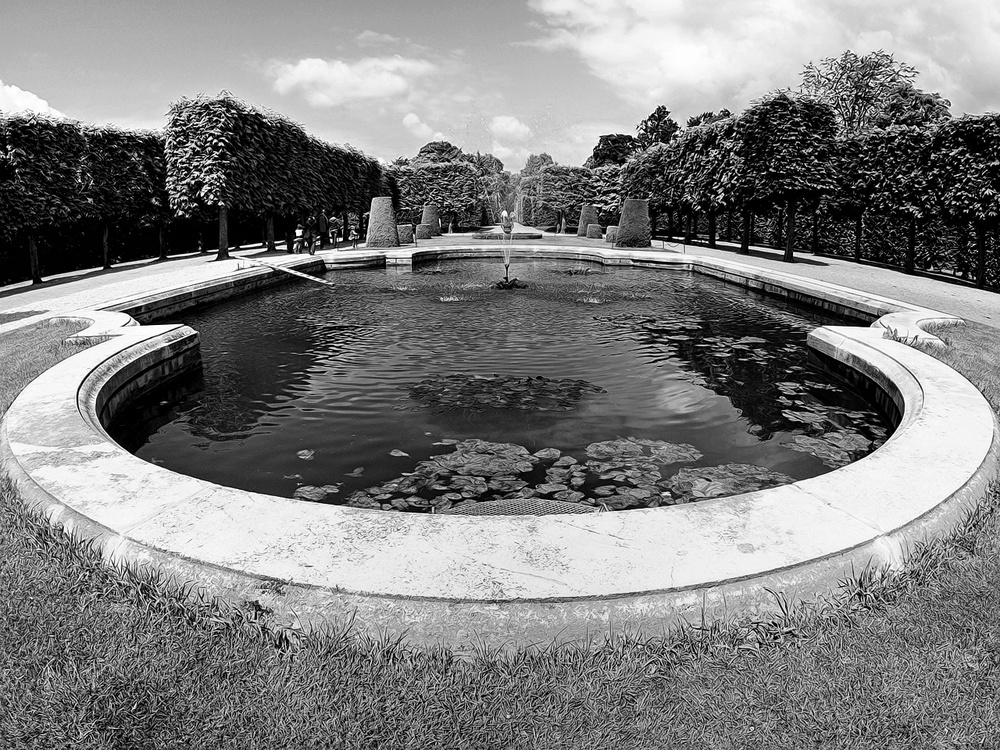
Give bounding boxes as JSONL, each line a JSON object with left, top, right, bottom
{"left": 0, "top": 112, "right": 90, "bottom": 283}
{"left": 389, "top": 160, "right": 481, "bottom": 229}
{"left": 724, "top": 93, "right": 838, "bottom": 259}
{"left": 634, "top": 105, "right": 680, "bottom": 151}
{"left": 534, "top": 164, "right": 592, "bottom": 232}
{"left": 165, "top": 93, "right": 387, "bottom": 259}
{"left": 926, "top": 114, "right": 1000, "bottom": 287}
{"left": 873, "top": 85, "right": 951, "bottom": 129}
{"left": 584, "top": 134, "right": 637, "bottom": 168}
{"left": 686, "top": 110, "right": 732, "bottom": 127}
{"left": 589, "top": 165, "right": 623, "bottom": 226}
{"left": 799, "top": 49, "right": 918, "bottom": 134}
{"left": 521, "top": 153, "right": 554, "bottom": 176}
{"left": 413, "top": 140, "right": 464, "bottom": 163}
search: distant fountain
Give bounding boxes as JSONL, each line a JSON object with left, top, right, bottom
{"left": 495, "top": 210, "right": 526, "bottom": 289}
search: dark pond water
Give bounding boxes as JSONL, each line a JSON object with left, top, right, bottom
{"left": 111, "top": 259, "right": 892, "bottom": 512}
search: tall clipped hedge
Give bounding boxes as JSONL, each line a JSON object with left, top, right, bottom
{"left": 0, "top": 112, "right": 90, "bottom": 283}
{"left": 165, "top": 93, "right": 389, "bottom": 259}
{"left": 83, "top": 126, "right": 170, "bottom": 267}
{"left": 389, "top": 161, "right": 481, "bottom": 230}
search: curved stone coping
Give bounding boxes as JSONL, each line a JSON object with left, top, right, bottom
{"left": 1, "top": 247, "right": 996, "bottom": 648}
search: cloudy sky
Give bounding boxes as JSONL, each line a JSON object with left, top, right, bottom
{"left": 3, "top": 0, "right": 999, "bottom": 170}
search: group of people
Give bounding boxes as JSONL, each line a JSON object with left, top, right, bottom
{"left": 293, "top": 210, "right": 360, "bottom": 254}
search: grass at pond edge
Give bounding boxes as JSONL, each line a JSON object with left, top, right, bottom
{"left": 1, "top": 318, "right": 999, "bottom": 747}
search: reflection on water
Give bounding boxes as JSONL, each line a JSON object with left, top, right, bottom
{"left": 110, "top": 259, "right": 891, "bottom": 511}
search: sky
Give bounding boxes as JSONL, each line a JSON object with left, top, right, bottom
{"left": 3, "top": 0, "right": 1000, "bottom": 171}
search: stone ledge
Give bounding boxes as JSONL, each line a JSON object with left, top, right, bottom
{"left": 0, "top": 246, "right": 995, "bottom": 650}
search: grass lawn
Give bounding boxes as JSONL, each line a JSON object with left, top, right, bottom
{"left": 0, "top": 319, "right": 998, "bottom": 748}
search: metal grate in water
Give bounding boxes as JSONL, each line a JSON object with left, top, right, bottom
{"left": 440, "top": 497, "right": 596, "bottom": 516}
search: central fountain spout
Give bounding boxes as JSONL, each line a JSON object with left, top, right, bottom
{"left": 495, "top": 210, "right": 526, "bottom": 289}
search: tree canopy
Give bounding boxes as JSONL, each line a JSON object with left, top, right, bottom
{"left": 634, "top": 105, "right": 680, "bottom": 151}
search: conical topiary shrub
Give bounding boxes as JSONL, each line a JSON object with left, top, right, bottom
{"left": 576, "top": 204, "right": 599, "bottom": 236}
{"left": 421, "top": 204, "right": 442, "bottom": 236}
{"left": 415, "top": 223, "right": 432, "bottom": 240}
{"left": 366, "top": 197, "right": 400, "bottom": 247}
{"left": 615, "top": 199, "right": 651, "bottom": 247}
{"left": 397, "top": 224, "right": 414, "bottom": 244}
{"left": 606, "top": 225, "right": 618, "bottom": 243}
{"left": 586, "top": 223, "right": 602, "bottom": 239}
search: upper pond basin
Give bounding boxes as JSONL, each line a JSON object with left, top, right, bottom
{"left": 111, "top": 259, "right": 892, "bottom": 513}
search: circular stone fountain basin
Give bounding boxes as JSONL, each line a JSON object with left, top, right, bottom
{"left": 1, "top": 245, "right": 997, "bottom": 649}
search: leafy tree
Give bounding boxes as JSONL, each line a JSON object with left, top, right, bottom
{"left": 82, "top": 126, "right": 170, "bottom": 268}
{"left": 873, "top": 85, "right": 951, "bottom": 129}
{"left": 413, "top": 140, "right": 464, "bottom": 163}
{"left": 723, "top": 93, "right": 838, "bottom": 259}
{"left": 589, "top": 165, "right": 623, "bottom": 226}
{"left": 521, "top": 153, "right": 554, "bottom": 176}
{"left": 863, "top": 126, "right": 934, "bottom": 272}
{"left": 634, "top": 105, "right": 680, "bottom": 151}
{"left": 534, "top": 164, "right": 593, "bottom": 231}
{"left": 926, "top": 113, "right": 1000, "bottom": 287}
{"left": 0, "top": 112, "right": 90, "bottom": 283}
{"left": 686, "top": 110, "right": 732, "bottom": 127}
{"left": 584, "top": 133, "right": 637, "bottom": 168}
{"left": 389, "top": 160, "right": 481, "bottom": 229}
{"left": 799, "top": 49, "right": 918, "bottom": 134}
{"left": 165, "top": 93, "right": 387, "bottom": 259}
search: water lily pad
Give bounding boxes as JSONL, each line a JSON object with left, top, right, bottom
{"left": 784, "top": 430, "right": 873, "bottom": 468}
{"left": 293, "top": 486, "right": 329, "bottom": 502}
{"left": 405, "top": 373, "right": 605, "bottom": 412}
{"left": 667, "top": 464, "right": 795, "bottom": 503}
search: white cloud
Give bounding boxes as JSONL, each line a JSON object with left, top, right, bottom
{"left": 269, "top": 56, "right": 437, "bottom": 107}
{"left": 490, "top": 115, "right": 533, "bottom": 141}
{"left": 356, "top": 30, "right": 401, "bottom": 47}
{"left": 0, "top": 79, "right": 65, "bottom": 117}
{"left": 402, "top": 112, "right": 433, "bottom": 138}
{"left": 525, "top": 0, "right": 1000, "bottom": 117}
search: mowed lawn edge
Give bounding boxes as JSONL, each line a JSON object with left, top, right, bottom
{"left": 0, "top": 317, "right": 998, "bottom": 749}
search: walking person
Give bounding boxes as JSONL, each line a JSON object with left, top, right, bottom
{"left": 317, "top": 209, "right": 329, "bottom": 249}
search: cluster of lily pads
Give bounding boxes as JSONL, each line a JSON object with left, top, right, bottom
{"left": 403, "top": 373, "right": 606, "bottom": 413}
{"left": 327, "top": 437, "right": 796, "bottom": 513}
{"left": 600, "top": 312, "right": 890, "bottom": 465}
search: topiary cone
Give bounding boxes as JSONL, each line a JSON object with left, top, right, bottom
{"left": 415, "top": 223, "right": 432, "bottom": 240}
{"left": 577, "top": 204, "right": 599, "bottom": 236}
{"left": 421, "top": 204, "right": 442, "bottom": 236}
{"left": 615, "top": 199, "right": 651, "bottom": 247}
{"left": 397, "top": 224, "right": 414, "bottom": 244}
{"left": 586, "top": 223, "right": 603, "bottom": 239}
{"left": 366, "top": 197, "right": 400, "bottom": 248}
{"left": 606, "top": 225, "right": 618, "bottom": 243}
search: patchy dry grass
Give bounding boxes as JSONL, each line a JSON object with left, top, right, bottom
{"left": 1, "top": 319, "right": 999, "bottom": 748}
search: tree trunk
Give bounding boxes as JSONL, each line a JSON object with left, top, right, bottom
{"left": 664, "top": 209, "right": 673, "bottom": 240}
{"left": 774, "top": 208, "right": 784, "bottom": 248}
{"left": 853, "top": 213, "right": 863, "bottom": 262}
{"left": 684, "top": 211, "right": 693, "bottom": 244}
{"left": 726, "top": 209, "right": 733, "bottom": 242}
{"left": 232, "top": 208, "right": 241, "bottom": 251}
{"left": 266, "top": 210, "right": 276, "bottom": 252}
{"left": 708, "top": 210, "right": 717, "bottom": 248}
{"left": 975, "top": 222, "right": 987, "bottom": 289}
{"left": 739, "top": 211, "right": 751, "bottom": 255}
{"left": 285, "top": 215, "right": 294, "bottom": 253}
{"left": 217, "top": 205, "right": 230, "bottom": 260}
{"left": 811, "top": 211, "right": 820, "bottom": 255}
{"left": 28, "top": 234, "right": 43, "bottom": 284}
{"left": 158, "top": 226, "right": 168, "bottom": 261}
{"left": 904, "top": 217, "right": 916, "bottom": 274}
{"left": 782, "top": 202, "right": 797, "bottom": 263}
{"left": 102, "top": 222, "right": 112, "bottom": 269}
